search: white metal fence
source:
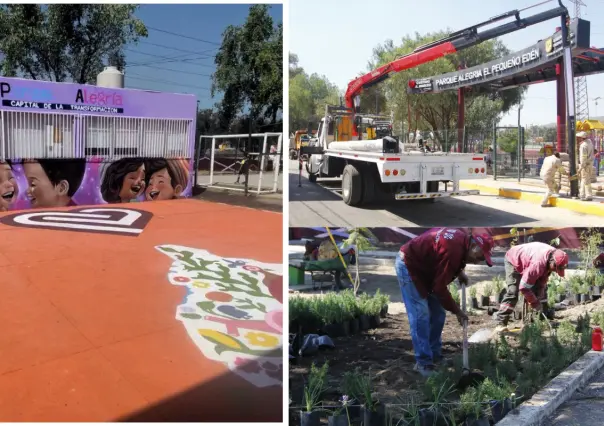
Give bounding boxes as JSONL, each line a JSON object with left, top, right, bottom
{"left": 0, "top": 109, "right": 194, "bottom": 161}
{"left": 197, "top": 132, "right": 283, "bottom": 194}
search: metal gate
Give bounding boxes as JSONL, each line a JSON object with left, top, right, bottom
{"left": 492, "top": 125, "right": 526, "bottom": 181}
{"left": 196, "top": 132, "right": 283, "bottom": 194}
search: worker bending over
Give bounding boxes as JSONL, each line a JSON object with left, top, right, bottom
{"left": 594, "top": 252, "right": 604, "bottom": 274}
{"left": 395, "top": 228, "right": 494, "bottom": 377}
{"left": 493, "top": 242, "right": 569, "bottom": 332}
{"left": 540, "top": 152, "right": 569, "bottom": 207}
{"left": 577, "top": 131, "right": 595, "bottom": 201}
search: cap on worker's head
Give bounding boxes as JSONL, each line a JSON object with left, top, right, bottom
{"left": 553, "top": 249, "right": 569, "bottom": 277}
{"left": 473, "top": 234, "right": 494, "bottom": 267}
{"left": 576, "top": 131, "right": 588, "bottom": 139}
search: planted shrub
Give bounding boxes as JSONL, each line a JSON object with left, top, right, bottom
{"left": 482, "top": 283, "right": 493, "bottom": 298}
{"left": 302, "top": 362, "right": 329, "bottom": 413}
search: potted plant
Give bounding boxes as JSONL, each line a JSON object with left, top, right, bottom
{"left": 469, "top": 286, "right": 479, "bottom": 309}
{"left": 341, "top": 291, "right": 360, "bottom": 335}
{"left": 479, "top": 377, "right": 515, "bottom": 423}
{"left": 481, "top": 284, "right": 493, "bottom": 308}
{"left": 375, "top": 289, "right": 390, "bottom": 318}
{"left": 569, "top": 276, "right": 583, "bottom": 305}
{"left": 579, "top": 280, "right": 591, "bottom": 304}
{"left": 493, "top": 275, "right": 505, "bottom": 304}
{"left": 327, "top": 395, "right": 352, "bottom": 426}
{"left": 358, "top": 294, "right": 372, "bottom": 330}
{"left": 300, "top": 362, "right": 329, "bottom": 426}
{"left": 367, "top": 296, "right": 383, "bottom": 328}
{"left": 321, "top": 295, "right": 349, "bottom": 337}
{"left": 341, "top": 372, "right": 362, "bottom": 421}
{"left": 459, "top": 387, "right": 489, "bottom": 426}
{"left": 355, "top": 372, "right": 385, "bottom": 426}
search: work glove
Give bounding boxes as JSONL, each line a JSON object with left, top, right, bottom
{"left": 455, "top": 311, "right": 469, "bottom": 327}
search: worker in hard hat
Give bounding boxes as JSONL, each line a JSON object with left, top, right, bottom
{"left": 395, "top": 228, "right": 494, "bottom": 377}
{"left": 540, "top": 152, "right": 569, "bottom": 207}
{"left": 493, "top": 242, "right": 569, "bottom": 332}
{"left": 577, "top": 131, "right": 595, "bottom": 201}
{"left": 594, "top": 252, "right": 604, "bottom": 274}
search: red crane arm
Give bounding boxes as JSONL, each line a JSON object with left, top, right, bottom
{"left": 344, "top": 1, "right": 568, "bottom": 136}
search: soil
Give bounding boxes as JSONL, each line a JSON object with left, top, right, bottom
{"left": 289, "top": 308, "right": 497, "bottom": 421}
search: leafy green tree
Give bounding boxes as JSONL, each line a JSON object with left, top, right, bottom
{"left": 0, "top": 4, "right": 147, "bottom": 83}
{"left": 212, "top": 5, "right": 283, "bottom": 129}
{"left": 289, "top": 52, "right": 340, "bottom": 131}
{"left": 365, "top": 32, "right": 526, "bottom": 146}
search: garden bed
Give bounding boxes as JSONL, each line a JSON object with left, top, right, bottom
{"left": 290, "top": 293, "right": 604, "bottom": 425}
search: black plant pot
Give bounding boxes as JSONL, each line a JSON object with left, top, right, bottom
{"left": 345, "top": 401, "right": 361, "bottom": 421}
{"left": 464, "top": 414, "right": 490, "bottom": 426}
{"left": 342, "top": 320, "right": 351, "bottom": 336}
{"left": 497, "top": 288, "right": 506, "bottom": 304}
{"left": 327, "top": 414, "right": 348, "bottom": 426}
{"left": 581, "top": 294, "right": 589, "bottom": 304}
{"left": 556, "top": 294, "right": 566, "bottom": 303}
{"left": 593, "top": 294, "right": 601, "bottom": 302}
{"left": 380, "top": 304, "right": 389, "bottom": 318}
{"left": 323, "top": 322, "right": 346, "bottom": 337}
{"left": 490, "top": 399, "right": 513, "bottom": 423}
{"left": 350, "top": 317, "right": 360, "bottom": 335}
{"left": 362, "top": 406, "right": 386, "bottom": 426}
{"left": 418, "top": 407, "right": 448, "bottom": 426}
{"left": 480, "top": 295, "right": 490, "bottom": 307}
{"left": 300, "top": 411, "right": 321, "bottom": 426}
{"left": 359, "top": 314, "right": 371, "bottom": 331}
{"left": 593, "top": 286, "right": 601, "bottom": 296}
{"left": 471, "top": 297, "right": 479, "bottom": 309}
{"left": 369, "top": 315, "right": 382, "bottom": 328}
{"left": 575, "top": 294, "right": 582, "bottom": 304}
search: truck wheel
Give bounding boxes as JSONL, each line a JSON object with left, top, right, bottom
{"left": 361, "top": 165, "right": 377, "bottom": 205}
{"left": 308, "top": 173, "right": 318, "bottom": 183}
{"left": 342, "top": 164, "right": 363, "bottom": 206}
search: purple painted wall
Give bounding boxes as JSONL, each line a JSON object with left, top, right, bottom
{"left": 0, "top": 77, "right": 197, "bottom": 212}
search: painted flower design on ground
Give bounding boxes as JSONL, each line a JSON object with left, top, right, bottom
{"left": 157, "top": 245, "right": 283, "bottom": 388}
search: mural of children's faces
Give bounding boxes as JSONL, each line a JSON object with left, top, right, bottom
{"left": 100, "top": 158, "right": 146, "bottom": 203}
{"left": 0, "top": 161, "right": 18, "bottom": 212}
{"left": 22, "top": 159, "right": 86, "bottom": 209}
{"left": 144, "top": 159, "right": 190, "bottom": 201}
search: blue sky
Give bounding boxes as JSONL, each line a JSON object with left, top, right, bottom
{"left": 290, "top": 0, "right": 604, "bottom": 126}
{"left": 125, "top": 3, "right": 282, "bottom": 110}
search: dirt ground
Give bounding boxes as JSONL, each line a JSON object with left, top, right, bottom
{"left": 288, "top": 262, "right": 598, "bottom": 419}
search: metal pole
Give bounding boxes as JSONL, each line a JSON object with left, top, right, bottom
{"left": 273, "top": 134, "right": 282, "bottom": 192}
{"left": 517, "top": 106, "right": 522, "bottom": 183}
{"left": 257, "top": 133, "right": 268, "bottom": 194}
{"left": 561, "top": 15, "right": 579, "bottom": 197}
{"left": 209, "top": 136, "right": 216, "bottom": 186}
{"left": 245, "top": 116, "right": 252, "bottom": 196}
{"left": 493, "top": 121, "right": 498, "bottom": 181}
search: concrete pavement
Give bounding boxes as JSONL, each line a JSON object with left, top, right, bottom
{"left": 288, "top": 161, "right": 604, "bottom": 227}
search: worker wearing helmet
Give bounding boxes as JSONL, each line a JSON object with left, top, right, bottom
{"left": 395, "top": 228, "right": 494, "bottom": 377}
{"left": 540, "top": 152, "right": 569, "bottom": 207}
{"left": 577, "top": 131, "right": 595, "bottom": 201}
{"left": 594, "top": 252, "right": 604, "bottom": 274}
{"left": 494, "top": 242, "right": 569, "bottom": 332}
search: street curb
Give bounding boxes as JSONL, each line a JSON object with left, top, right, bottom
{"left": 498, "top": 351, "right": 604, "bottom": 426}
{"left": 460, "top": 182, "right": 604, "bottom": 217}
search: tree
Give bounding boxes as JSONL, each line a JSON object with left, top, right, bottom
{"left": 289, "top": 52, "right": 340, "bottom": 132}
{"left": 0, "top": 4, "right": 147, "bottom": 83}
{"left": 212, "top": 5, "right": 283, "bottom": 129}
{"left": 365, "top": 32, "right": 526, "bottom": 145}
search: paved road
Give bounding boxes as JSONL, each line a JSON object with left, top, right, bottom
{"left": 546, "top": 367, "right": 604, "bottom": 425}
{"left": 288, "top": 161, "right": 604, "bottom": 227}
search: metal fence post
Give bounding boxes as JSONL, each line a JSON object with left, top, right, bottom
{"left": 493, "top": 122, "right": 498, "bottom": 181}
{"left": 273, "top": 133, "right": 283, "bottom": 193}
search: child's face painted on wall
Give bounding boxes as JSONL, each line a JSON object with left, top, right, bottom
{"left": 119, "top": 164, "right": 145, "bottom": 202}
{"left": 0, "top": 163, "right": 18, "bottom": 211}
{"left": 146, "top": 167, "right": 180, "bottom": 201}
{"left": 23, "top": 162, "right": 69, "bottom": 208}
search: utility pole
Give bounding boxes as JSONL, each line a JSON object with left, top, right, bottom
{"left": 570, "top": 0, "right": 589, "bottom": 121}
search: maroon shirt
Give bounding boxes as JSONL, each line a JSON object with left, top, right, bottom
{"left": 400, "top": 228, "right": 469, "bottom": 313}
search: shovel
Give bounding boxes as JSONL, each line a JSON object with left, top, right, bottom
{"left": 457, "top": 282, "right": 486, "bottom": 391}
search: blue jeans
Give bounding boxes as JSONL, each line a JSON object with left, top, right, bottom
{"left": 395, "top": 255, "right": 447, "bottom": 366}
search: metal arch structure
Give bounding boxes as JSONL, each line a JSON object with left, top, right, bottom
{"left": 571, "top": 0, "right": 589, "bottom": 121}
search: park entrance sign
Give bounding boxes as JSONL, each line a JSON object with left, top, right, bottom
{"left": 408, "top": 19, "right": 591, "bottom": 94}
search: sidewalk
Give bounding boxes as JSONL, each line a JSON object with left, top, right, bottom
{"left": 460, "top": 177, "right": 604, "bottom": 217}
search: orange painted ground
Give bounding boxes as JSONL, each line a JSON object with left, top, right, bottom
{"left": 0, "top": 199, "right": 283, "bottom": 422}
